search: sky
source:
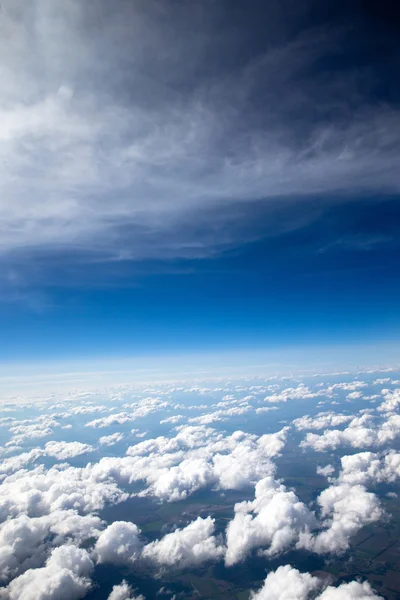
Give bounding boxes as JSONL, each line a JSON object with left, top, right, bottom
{"left": 1, "top": 0, "right": 400, "bottom": 369}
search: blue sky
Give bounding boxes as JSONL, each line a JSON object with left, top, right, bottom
{"left": 1, "top": 0, "right": 400, "bottom": 368}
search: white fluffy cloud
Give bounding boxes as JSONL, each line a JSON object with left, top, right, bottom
{"left": 94, "top": 516, "right": 223, "bottom": 571}
{"left": 7, "top": 424, "right": 54, "bottom": 446}
{"left": 299, "top": 484, "right": 382, "bottom": 554}
{"left": 300, "top": 413, "right": 400, "bottom": 452}
{"left": 0, "top": 449, "right": 45, "bottom": 478}
{"left": 0, "top": 511, "right": 103, "bottom": 583}
{"left": 85, "top": 412, "right": 135, "bottom": 429}
{"left": 0, "top": 375, "right": 396, "bottom": 598}
{"left": 99, "top": 433, "right": 124, "bottom": 446}
{"left": 226, "top": 472, "right": 385, "bottom": 564}
{"left": 250, "top": 565, "right": 321, "bottom": 600}
{"left": 95, "top": 521, "right": 142, "bottom": 565}
{"left": 377, "top": 389, "right": 400, "bottom": 413}
{"left": 187, "top": 405, "right": 251, "bottom": 425}
{"left": 90, "top": 426, "right": 286, "bottom": 503}
{"left": 323, "top": 382, "right": 368, "bottom": 395}
{"left": 0, "top": 545, "right": 94, "bottom": 600}
{"left": 45, "top": 441, "right": 94, "bottom": 460}
{"left": 264, "top": 385, "right": 319, "bottom": 404}
{"left": 84, "top": 398, "right": 167, "bottom": 429}
{"left": 293, "top": 412, "right": 353, "bottom": 431}
{"left": 142, "top": 516, "right": 224, "bottom": 569}
{"left": 317, "top": 581, "right": 383, "bottom": 600}
{"left": 147, "top": 457, "right": 215, "bottom": 502}
{"left": 250, "top": 565, "right": 382, "bottom": 600}
{"left": 337, "top": 450, "right": 400, "bottom": 486}
{"left": 0, "top": 464, "right": 127, "bottom": 522}
{"left": 316, "top": 465, "right": 335, "bottom": 478}
{"left": 225, "top": 477, "right": 315, "bottom": 565}
{"left": 159, "top": 415, "right": 185, "bottom": 425}
{"left": 301, "top": 427, "right": 373, "bottom": 452}
{"left": 107, "top": 580, "right": 144, "bottom": 600}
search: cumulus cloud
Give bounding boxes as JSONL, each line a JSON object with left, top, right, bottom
{"left": 95, "top": 521, "right": 142, "bottom": 565}
{"left": 255, "top": 406, "right": 280, "bottom": 414}
{"left": 226, "top": 466, "right": 385, "bottom": 563}
{"left": 94, "top": 517, "right": 223, "bottom": 571}
{"left": 108, "top": 581, "right": 144, "bottom": 600}
{"left": 69, "top": 405, "right": 109, "bottom": 415}
{"left": 0, "top": 544, "right": 94, "bottom": 600}
{"left": 300, "top": 413, "right": 400, "bottom": 452}
{"left": 250, "top": 565, "right": 321, "bottom": 600}
{"left": 6, "top": 424, "right": 54, "bottom": 446}
{"left": 142, "top": 516, "right": 224, "bottom": 569}
{"left": 98, "top": 432, "right": 124, "bottom": 446}
{"left": 264, "top": 385, "right": 319, "bottom": 404}
{"left": 159, "top": 415, "right": 185, "bottom": 425}
{"left": 377, "top": 389, "right": 400, "bottom": 413}
{"left": 146, "top": 457, "right": 215, "bottom": 502}
{"left": 347, "top": 391, "right": 363, "bottom": 400}
{"left": 323, "top": 382, "right": 368, "bottom": 395}
{"left": 91, "top": 426, "right": 286, "bottom": 502}
{"left": 212, "top": 430, "right": 286, "bottom": 491}
{"left": 0, "top": 464, "right": 127, "bottom": 522}
{"left": 299, "top": 484, "right": 382, "bottom": 554}
{"left": 225, "top": 477, "right": 315, "bottom": 565}
{"left": 316, "top": 465, "right": 335, "bottom": 478}
{"left": 0, "top": 511, "right": 103, "bottom": 583}
{"left": 337, "top": 450, "right": 400, "bottom": 486}
{"left": 301, "top": 428, "right": 371, "bottom": 452}
{"left": 317, "top": 581, "right": 383, "bottom": 600}
{"left": 187, "top": 405, "right": 251, "bottom": 425}
{"left": 0, "top": 449, "right": 45, "bottom": 478}
{"left": 136, "top": 428, "right": 284, "bottom": 502}
{"left": 293, "top": 412, "right": 353, "bottom": 431}
{"left": 0, "top": 375, "right": 395, "bottom": 597}
{"left": 45, "top": 441, "right": 94, "bottom": 460}
{"left": 85, "top": 400, "right": 164, "bottom": 429}
{"left": 85, "top": 413, "right": 135, "bottom": 429}
{"left": 250, "top": 565, "right": 382, "bottom": 600}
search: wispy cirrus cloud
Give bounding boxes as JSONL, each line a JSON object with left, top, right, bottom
{"left": 1, "top": 0, "right": 400, "bottom": 273}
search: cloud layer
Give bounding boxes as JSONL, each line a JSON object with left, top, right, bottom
{"left": 0, "top": 371, "right": 399, "bottom": 598}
